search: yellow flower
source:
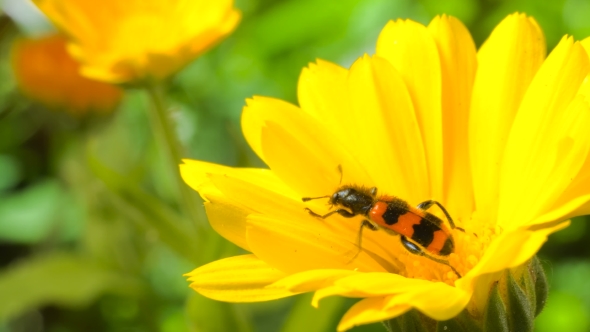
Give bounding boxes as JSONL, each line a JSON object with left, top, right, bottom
{"left": 181, "top": 14, "right": 590, "bottom": 330}
{"left": 12, "top": 34, "right": 123, "bottom": 114}
{"left": 32, "top": 0, "right": 240, "bottom": 84}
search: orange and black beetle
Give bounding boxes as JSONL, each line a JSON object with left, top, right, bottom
{"left": 303, "top": 184, "right": 462, "bottom": 277}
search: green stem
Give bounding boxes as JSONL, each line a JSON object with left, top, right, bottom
{"left": 145, "top": 84, "right": 203, "bottom": 230}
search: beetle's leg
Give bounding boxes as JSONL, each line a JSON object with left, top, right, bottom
{"left": 400, "top": 236, "right": 461, "bottom": 278}
{"left": 416, "top": 200, "right": 464, "bottom": 232}
{"left": 305, "top": 208, "right": 356, "bottom": 219}
{"left": 348, "top": 220, "right": 378, "bottom": 262}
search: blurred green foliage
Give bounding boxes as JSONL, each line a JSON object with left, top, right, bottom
{"left": 1, "top": 0, "right": 590, "bottom": 331}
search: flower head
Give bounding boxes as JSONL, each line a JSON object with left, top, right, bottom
{"left": 181, "top": 14, "right": 590, "bottom": 330}
{"left": 32, "top": 0, "right": 240, "bottom": 84}
{"left": 12, "top": 34, "right": 123, "bottom": 114}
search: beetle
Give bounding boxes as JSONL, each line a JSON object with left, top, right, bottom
{"left": 302, "top": 183, "right": 462, "bottom": 277}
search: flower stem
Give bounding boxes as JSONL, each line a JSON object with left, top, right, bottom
{"left": 146, "top": 83, "right": 203, "bottom": 229}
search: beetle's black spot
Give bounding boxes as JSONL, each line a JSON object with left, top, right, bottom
{"left": 439, "top": 237, "right": 454, "bottom": 256}
{"left": 382, "top": 200, "right": 409, "bottom": 225}
{"left": 411, "top": 221, "right": 439, "bottom": 248}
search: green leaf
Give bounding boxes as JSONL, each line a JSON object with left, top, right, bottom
{"left": 85, "top": 148, "right": 203, "bottom": 264}
{"left": 0, "top": 253, "right": 141, "bottom": 320}
{"left": 0, "top": 154, "right": 21, "bottom": 192}
{"left": 0, "top": 180, "right": 63, "bottom": 243}
{"left": 186, "top": 293, "right": 251, "bottom": 332}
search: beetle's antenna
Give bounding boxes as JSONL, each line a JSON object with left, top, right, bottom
{"left": 337, "top": 164, "right": 343, "bottom": 185}
{"left": 302, "top": 195, "right": 330, "bottom": 202}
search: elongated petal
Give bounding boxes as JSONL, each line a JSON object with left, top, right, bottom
{"left": 377, "top": 19, "right": 443, "bottom": 199}
{"left": 346, "top": 55, "right": 429, "bottom": 203}
{"left": 243, "top": 96, "right": 373, "bottom": 197}
{"left": 545, "top": 39, "right": 590, "bottom": 218}
{"left": 180, "top": 160, "right": 297, "bottom": 251}
{"left": 298, "top": 59, "right": 350, "bottom": 130}
{"left": 428, "top": 15, "right": 476, "bottom": 221}
{"left": 246, "top": 215, "right": 391, "bottom": 274}
{"left": 382, "top": 285, "right": 469, "bottom": 321}
{"left": 268, "top": 269, "right": 360, "bottom": 292}
{"left": 241, "top": 96, "right": 293, "bottom": 163}
{"left": 469, "top": 14, "right": 546, "bottom": 224}
{"left": 185, "top": 254, "right": 297, "bottom": 302}
{"left": 337, "top": 297, "right": 410, "bottom": 332}
{"left": 497, "top": 37, "right": 590, "bottom": 228}
{"left": 310, "top": 272, "right": 469, "bottom": 320}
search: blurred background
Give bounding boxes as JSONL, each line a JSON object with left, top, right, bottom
{"left": 1, "top": 0, "right": 590, "bottom": 331}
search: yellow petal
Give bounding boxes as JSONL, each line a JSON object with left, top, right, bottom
{"left": 337, "top": 297, "right": 410, "bottom": 332}
{"left": 427, "top": 15, "right": 476, "bottom": 220}
{"left": 246, "top": 215, "right": 390, "bottom": 274}
{"left": 498, "top": 38, "right": 590, "bottom": 228}
{"left": 297, "top": 59, "right": 350, "bottom": 127}
{"left": 241, "top": 96, "right": 294, "bottom": 164}
{"left": 180, "top": 159, "right": 293, "bottom": 251}
{"left": 310, "top": 272, "right": 469, "bottom": 321}
{"left": 381, "top": 283, "right": 469, "bottom": 321}
{"left": 180, "top": 159, "right": 295, "bottom": 204}
{"left": 208, "top": 173, "right": 302, "bottom": 219}
{"left": 249, "top": 98, "right": 373, "bottom": 197}
{"left": 323, "top": 272, "right": 434, "bottom": 297}
{"left": 376, "top": 19, "right": 443, "bottom": 199}
{"left": 268, "top": 269, "right": 359, "bottom": 292}
{"left": 185, "top": 254, "right": 297, "bottom": 302}
{"left": 202, "top": 194, "right": 250, "bottom": 251}
{"left": 346, "top": 55, "right": 429, "bottom": 203}
{"left": 546, "top": 38, "right": 590, "bottom": 219}
{"left": 469, "top": 13, "right": 546, "bottom": 224}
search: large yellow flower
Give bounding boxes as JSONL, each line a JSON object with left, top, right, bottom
{"left": 32, "top": 0, "right": 240, "bottom": 83}
{"left": 12, "top": 34, "right": 122, "bottom": 114}
{"left": 181, "top": 14, "right": 590, "bottom": 330}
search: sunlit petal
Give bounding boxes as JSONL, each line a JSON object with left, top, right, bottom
{"left": 377, "top": 19, "right": 443, "bottom": 199}
{"left": 469, "top": 13, "right": 546, "bottom": 224}
{"left": 185, "top": 255, "right": 297, "bottom": 302}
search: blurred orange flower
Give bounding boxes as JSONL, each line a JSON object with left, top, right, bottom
{"left": 12, "top": 34, "right": 123, "bottom": 115}
{"left": 32, "top": 0, "right": 241, "bottom": 84}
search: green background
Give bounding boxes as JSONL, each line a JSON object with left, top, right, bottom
{"left": 1, "top": 0, "right": 590, "bottom": 331}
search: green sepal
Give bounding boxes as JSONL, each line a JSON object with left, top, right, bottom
{"left": 436, "top": 309, "right": 481, "bottom": 332}
{"left": 383, "top": 310, "right": 433, "bottom": 332}
{"left": 529, "top": 256, "right": 548, "bottom": 316}
{"left": 521, "top": 261, "right": 537, "bottom": 315}
{"left": 382, "top": 318, "right": 402, "bottom": 332}
{"left": 399, "top": 310, "right": 432, "bottom": 332}
{"left": 506, "top": 271, "right": 534, "bottom": 332}
{"left": 483, "top": 282, "right": 509, "bottom": 332}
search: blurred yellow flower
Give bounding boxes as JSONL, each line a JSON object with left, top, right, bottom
{"left": 12, "top": 34, "right": 123, "bottom": 114}
{"left": 32, "top": 0, "right": 240, "bottom": 84}
{"left": 181, "top": 14, "right": 590, "bottom": 330}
